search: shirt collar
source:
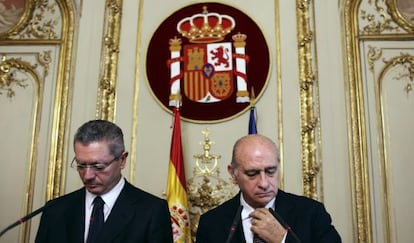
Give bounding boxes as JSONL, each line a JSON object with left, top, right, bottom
{"left": 85, "top": 177, "right": 125, "bottom": 209}
{"left": 240, "top": 193, "right": 276, "bottom": 221}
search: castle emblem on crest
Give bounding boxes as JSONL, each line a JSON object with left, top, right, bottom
{"left": 167, "top": 6, "right": 250, "bottom": 107}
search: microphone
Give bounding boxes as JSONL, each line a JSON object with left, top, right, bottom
{"left": 269, "top": 208, "right": 301, "bottom": 243}
{"left": 0, "top": 201, "right": 52, "bottom": 238}
{"left": 225, "top": 205, "right": 243, "bottom": 243}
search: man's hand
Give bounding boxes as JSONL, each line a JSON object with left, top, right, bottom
{"left": 250, "top": 208, "right": 287, "bottom": 243}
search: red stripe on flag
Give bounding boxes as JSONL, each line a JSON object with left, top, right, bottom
{"left": 170, "top": 107, "right": 187, "bottom": 188}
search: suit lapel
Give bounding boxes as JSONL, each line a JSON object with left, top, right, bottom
{"left": 98, "top": 182, "right": 137, "bottom": 242}
{"left": 64, "top": 189, "right": 86, "bottom": 243}
{"left": 274, "top": 191, "right": 297, "bottom": 229}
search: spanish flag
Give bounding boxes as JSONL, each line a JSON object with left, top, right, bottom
{"left": 166, "top": 107, "right": 191, "bottom": 243}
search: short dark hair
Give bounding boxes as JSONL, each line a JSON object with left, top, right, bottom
{"left": 73, "top": 120, "right": 125, "bottom": 158}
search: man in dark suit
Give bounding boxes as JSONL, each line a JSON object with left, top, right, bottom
{"left": 35, "top": 120, "right": 173, "bottom": 243}
{"left": 196, "top": 134, "right": 341, "bottom": 243}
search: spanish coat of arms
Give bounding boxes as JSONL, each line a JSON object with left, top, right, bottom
{"left": 146, "top": 3, "right": 270, "bottom": 122}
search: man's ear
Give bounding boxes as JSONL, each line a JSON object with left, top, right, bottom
{"left": 227, "top": 165, "right": 237, "bottom": 183}
{"left": 119, "top": 151, "right": 129, "bottom": 169}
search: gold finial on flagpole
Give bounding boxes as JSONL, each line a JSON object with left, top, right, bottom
{"left": 170, "top": 92, "right": 182, "bottom": 128}
{"left": 250, "top": 86, "right": 256, "bottom": 106}
{"left": 175, "top": 92, "right": 182, "bottom": 108}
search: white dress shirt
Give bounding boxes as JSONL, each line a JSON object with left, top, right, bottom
{"left": 84, "top": 177, "right": 125, "bottom": 242}
{"left": 240, "top": 194, "right": 286, "bottom": 243}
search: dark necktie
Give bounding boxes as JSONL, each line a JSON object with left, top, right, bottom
{"left": 253, "top": 234, "right": 267, "bottom": 243}
{"left": 87, "top": 196, "right": 105, "bottom": 243}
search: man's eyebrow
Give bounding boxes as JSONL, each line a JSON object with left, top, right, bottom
{"left": 243, "top": 166, "right": 277, "bottom": 173}
{"left": 244, "top": 166, "right": 277, "bottom": 170}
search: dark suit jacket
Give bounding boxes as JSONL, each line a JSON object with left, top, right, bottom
{"left": 196, "top": 190, "right": 341, "bottom": 243}
{"left": 35, "top": 180, "right": 173, "bottom": 243}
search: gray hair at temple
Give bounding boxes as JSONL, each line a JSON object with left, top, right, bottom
{"left": 230, "top": 134, "right": 280, "bottom": 168}
{"left": 73, "top": 119, "right": 125, "bottom": 158}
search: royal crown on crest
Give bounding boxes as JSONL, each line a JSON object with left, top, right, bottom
{"left": 176, "top": 6, "right": 236, "bottom": 43}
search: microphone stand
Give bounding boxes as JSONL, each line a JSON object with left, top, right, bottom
{"left": 225, "top": 205, "right": 243, "bottom": 243}
{"left": 269, "top": 208, "right": 301, "bottom": 243}
{"left": 0, "top": 205, "right": 46, "bottom": 238}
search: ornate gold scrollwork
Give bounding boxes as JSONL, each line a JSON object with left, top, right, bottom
{"left": 0, "top": 55, "right": 29, "bottom": 98}
{"left": 383, "top": 53, "right": 414, "bottom": 95}
{"left": 187, "top": 128, "right": 237, "bottom": 241}
{"left": 367, "top": 46, "right": 383, "bottom": 72}
{"left": 22, "top": 1, "right": 59, "bottom": 39}
{"left": 37, "top": 50, "right": 52, "bottom": 76}
{"left": 97, "top": 0, "right": 123, "bottom": 121}
{"left": 360, "top": 0, "right": 400, "bottom": 35}
{"left": 296, "top": 0, "right": 321, "bottom": 200}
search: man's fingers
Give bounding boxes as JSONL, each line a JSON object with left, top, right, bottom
{"left": 250, "top": 208, "right": 271, "bottom": 219}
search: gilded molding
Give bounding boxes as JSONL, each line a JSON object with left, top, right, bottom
{"left": 129, "top": 0, "right": 144, "bottom": 184}
{"left": 386, "top": 0, "right": 414, "bottom": 32}
{"left": 296, "top": 0, "right": 321, "bottom": 200}
{"left": 344, "top": 0, "right": 374, "bottom": 242}
{"left": 0, "top": 0, "right": 79, "bottom": 215}
{"left": 382, "top": 54, "right": 414, "bottom": 94}
{"left": 96, "top": 0, "right": 123, "bottom": 121}
{"left": 43, "top": 0, "right": 75, "bottom": 204}
{"left": 0, "top": 54, "right": 44, "bottom": 243}
{"left": 345, "top": 1, "right": 414, "bottom": 242}
{"left": 274, "top": 0, "right": 284, "bottom": 189}
{"left": 375, "top": 53, "right": 414, "bottom": 243}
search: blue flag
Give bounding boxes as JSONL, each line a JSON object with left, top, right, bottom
{"left": 248, "top": 106, "right": 257, "bottom": 134}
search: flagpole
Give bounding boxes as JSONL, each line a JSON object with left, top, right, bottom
{"left": 249, "top": 87, "right": 258, "bottom": 134}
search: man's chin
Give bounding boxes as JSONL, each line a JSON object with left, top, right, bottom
{"left": 255, "top": 194, "right": 275, "bottom": 203}
{"left": 85, "top": 185, "right": 102, "bottom": 194}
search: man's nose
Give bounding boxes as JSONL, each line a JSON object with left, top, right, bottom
{"left": 82, "top": 167, "right": 96, "bottom": 179}
{"left": 258, "top": 171, "right": 269, "bottom": 188}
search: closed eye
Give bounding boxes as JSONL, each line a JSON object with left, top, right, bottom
{"left": 244, "top": 166, "right": 277, "bottom": 178}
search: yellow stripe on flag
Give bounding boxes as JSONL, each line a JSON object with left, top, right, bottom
{"left": 167, "top": 107, "right": 192, "bottom": 243}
